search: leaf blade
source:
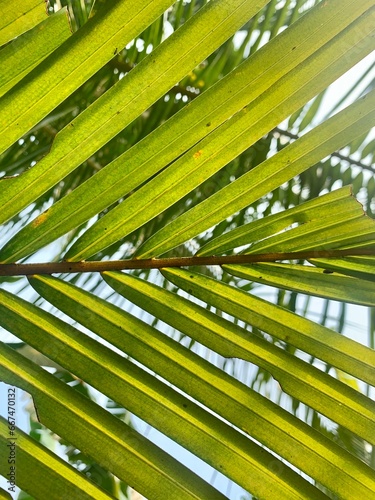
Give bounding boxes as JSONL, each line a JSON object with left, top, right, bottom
{"left": 0, "top": 416, "right": 114, "bottom": 500}
{"left": 0, "top": 285, "right": 321, "bottom": 499}
{"left": 137, "top": 89, "right": 375, "bottom": 258}
{"left": 0, "top": 0, "right": 269, "bottom": 229}
{"left": 0, "top": 0, "right": 178, "bottom": 155}
{"left": 29, "top": 273, "right": 374, "bottom": 499}
{"left": 0, "top": 0, "right": 46, "bottom": 46}
{"left": 0, "top": 342, "right": 226, "bottom": 500}
{"left": 1, "top": 0, "right": 373, "bottom": 263}
{"left": 224, "top": 262, "right": 375, "bottom": 306}
{"left": 66, "top": 8, "right": 375, "bottom": 261}
{"left": 99, "top": 269, "right": 375, "bottom": 445}
{"left": 0, "top": 8, "right": 72, "bottom": 98}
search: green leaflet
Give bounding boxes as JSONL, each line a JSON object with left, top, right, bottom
{"left": 298, "top": 90, "right": 328, "bottom": 133}
{"left": 0, "top": 417, "right": 114, "bottom": 500}
{"left": 0, "top": 0, "right": 46, "bottom": 46}
{"left": 0, "top": 9, "right": 71, "bottom": 98}
{"left": 249, "top": 216, "right": 375, "bottom": 252}
{"left": 1, "top": 287, "right": 317, "bottom": 499}
{"left": 197, "top": 185, "right": 366, "bottom": 256}
{"left": 0, "top": 336, "right": 225, "bottom": 500}
{"left": 195, "top": 181, "right": 375, "bottom": 261}
{"left": 28, "top": 273, "right": 371, "bottom": 498}
{"left": 100, "top": 270, "right": 375, "bottom": 446}
{"left": 160, "top": 268, "right": 375, "bottom": 390}
{"left": 137, "top": 89, "right": 375, "bottom": 258}
{"left": 242, "top": 208, "right": 375, "bottom": 254}
{"left": 1, "top": 0, "right": 372, "bottom": 263}
{"left": 2, "top": 0, "right": 366, "bottom": 260}
{"left": 223, "top": 262, "right": 375, "bottom": 306}
{"left": 65, "top": 7, "right": 375, "bottom": 261}
{"left": 0, "top": 0, "right": 175, "bottom": 155}
{"left": 310, "top": 255, "right": 375, "bottom": 281}
{"left": 0, "top": 1, "right": 374, "bottom": 498}
{"left": 0, "top": 0, "right": 267, "bottom": 228}
{"left": 0, "top": 488, "right": 11, "bottom": 499}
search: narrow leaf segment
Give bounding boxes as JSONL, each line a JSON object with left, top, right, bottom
{"left": 0, "top": 0, "right": 46, "bottom": 46}
{"left": 0, "top": 343, "right": 226, "bottom": 500}
{"left": 27, "top": 274, "right": 375, "bottom": 498}
{"left": 67, "top": 10, "right": 375, "bottom": 261}
{"left": 101, "top": 270, "right": 375, "bottom": 444}
{"left": 0, "top": 416, "right": 113, "bottom": 500}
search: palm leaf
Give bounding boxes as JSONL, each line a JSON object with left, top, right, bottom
{"left": 0, "top": 0, "right": 374, "bottom": 498}
{"left": 0, "top": 416, "right": 114, "bottom": 500}
{"left": 0, "top": 0, "right": 47, "bottom": 46}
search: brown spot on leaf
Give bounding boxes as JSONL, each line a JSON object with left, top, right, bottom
{"left": 193, "top": 150, "right": 203, "bottom": 159}
{"left": 31, "top": 210, "right": 49, "bottom": 227}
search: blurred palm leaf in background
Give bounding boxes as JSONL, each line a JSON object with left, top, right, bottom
{"left": 0, "top": 0, "right": 374, "bottom": 498}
